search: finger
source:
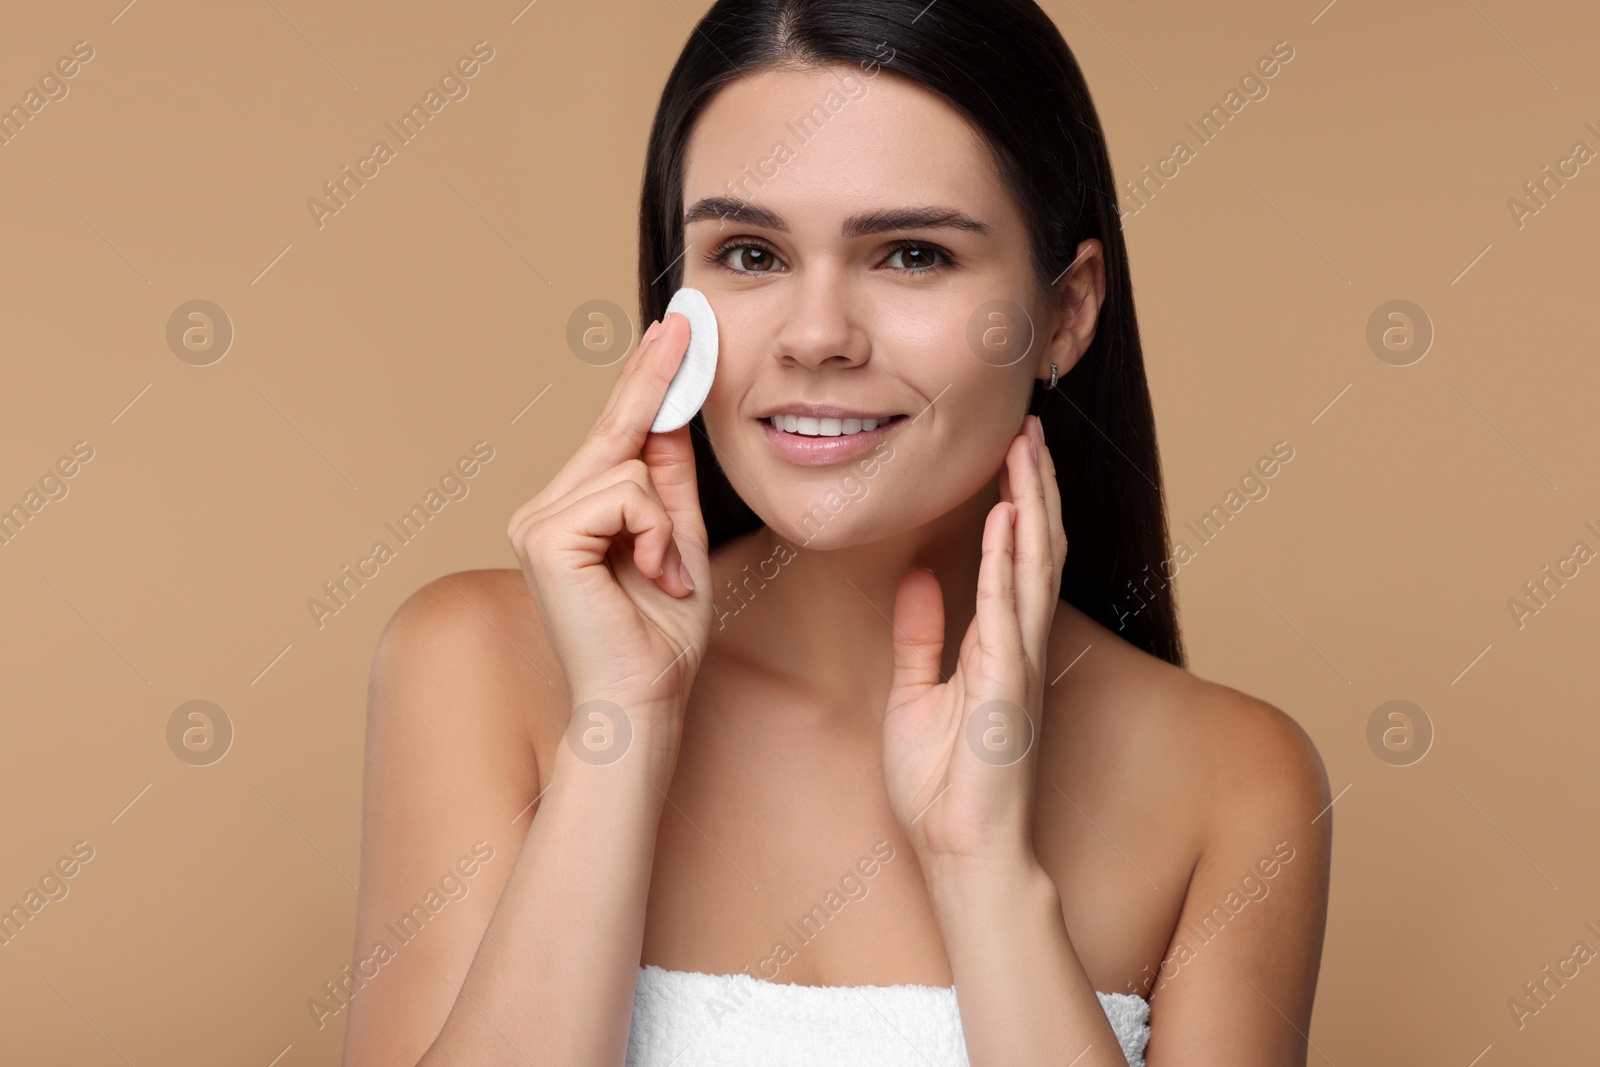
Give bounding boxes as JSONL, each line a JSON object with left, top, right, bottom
{"left": 579, "top": 477, "right": 696, "bottom": 597}
{"left": 1033, "top": 414, "right": 1068, "bottom": 590}
{"left": 504, "top": 314, "right": 684, "bottom": 535}
{"left": 998, "top": 439, "right": 1014, "bottom": 507}
{"left": 888, "top": 568, "right": 946, "bottom": 705}
{"left": 1009, "top": 417, "right": 1053, "bottom": 669}
{"left": 523, "top": 484, "right": 647, "bottom": 630}
{"left": 641, "top": 422, "right": 708, "bottom": 573}
{"left": 601, "top": 458, "right": 692, "bottom": 595}
{"left": 527, "top": 470, "right": 692, "bottom": 599}
{"left": 522, "top": 426, "right": 704, "bottom": 595}
{"left": 511, "top": 457, "right": 664, "bottom": 557}
{"left": 972, "top": 500, "right": 1025, "bottom": 691}
{"left": 546, "top": 312, "right": 691, "bottom": 505}
{"left": 593, "top": 312, "right": 681, "bottom": 436}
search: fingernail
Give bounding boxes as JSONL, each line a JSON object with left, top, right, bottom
{"left": 678, "top": 560, "right": 695, "bottom": 591}
{"left": 642, "top": 320, "right": 663, "bottom": 346}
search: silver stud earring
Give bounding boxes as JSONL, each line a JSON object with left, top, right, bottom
{"left": 1047, "top": 363, "right": 1059, "bottom": 389}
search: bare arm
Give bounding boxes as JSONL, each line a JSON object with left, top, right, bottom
{"left": 925, "top": 688, "right": 1330, "bottom": 1066}
{"left": 886, "top": 417, "right": 1133, "bottom": 1064}
{"left": 927, "top": 850, "right": 1132, "bottom": 1066}
{"left": 1143, "top": 690, "right": 1333, "bottom": 1065}
{"left": 339, "top": 572, "right": 679, "bottom": 1067}
{"left": 416, "top": 697, "right": 674, "bottom": 1067}
{"left": 336, "top": 572, "right": 543, "bottom": 1065}
{"left": 343, "top": 311, "right": 709, "bottom": 1067}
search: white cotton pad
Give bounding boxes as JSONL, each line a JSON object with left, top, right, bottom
{"left": 650, "top": 286, "right": 719, "bottom": 433}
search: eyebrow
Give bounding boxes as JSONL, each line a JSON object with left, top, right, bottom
{"left": 683, "top": 195, "right": 990, "bottom": 238}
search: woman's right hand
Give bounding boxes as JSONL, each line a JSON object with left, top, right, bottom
{"left": 507, "top": 312, "right": 711, "bottom": 754}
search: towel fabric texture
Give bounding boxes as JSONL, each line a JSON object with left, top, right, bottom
{"left": 626, "top": 964, "right": 1152, "bottom": 1066}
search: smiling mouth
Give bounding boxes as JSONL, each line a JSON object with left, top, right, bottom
{"left": 764, "top": 414, "right": 908, "bottom": 437}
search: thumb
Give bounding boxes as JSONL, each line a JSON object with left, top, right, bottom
{"left": 889, "top": 568, "right": 946, "bottom": 703}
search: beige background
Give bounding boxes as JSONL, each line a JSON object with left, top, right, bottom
{"left": 2, "top": 0, "right": 1596, "bottom": 1062}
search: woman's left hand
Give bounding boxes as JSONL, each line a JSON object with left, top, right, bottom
{"left": 881, "top": 414, "right": 1068, "bottom": 871}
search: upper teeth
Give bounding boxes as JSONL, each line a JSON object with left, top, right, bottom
{"left": 770, "top": 415, "right": 892, "bottom": 436}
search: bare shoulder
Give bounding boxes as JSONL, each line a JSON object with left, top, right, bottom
{"left": 1039, "top": 603, "right": 1332, "bottom": 920}
{"left": 372, "top": 568, "right": 565, "bottom": 733}
{"left": 1045, "top": 605, "right": 1333, "bottom": 1053}
{"left": 1045, "top": 601, "right": 1331, "bottom": 831}
{"left": 376, "top": 567, "right": 552, "bottom": 667}
{"left": 366, "top": 566, "right": 572, "bottom": 804}
{"left": 342, "top": 568, "right": 561, "bottom": 1067}
{"left": 1189, "top": 681, "right": 1332, "bottom": 827}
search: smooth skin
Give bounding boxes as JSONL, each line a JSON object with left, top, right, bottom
{"left": 342, "top": 66, "right": 1332, "bottom": 1067}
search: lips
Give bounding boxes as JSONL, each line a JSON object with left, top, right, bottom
{"left": 752, "top": 402, "right": 905, "bottom": 420}
{"left": 765, "top": 413, "right": 903, "bottom": 436}
{"left": 758, "top": 412, "right": 908, "bottom": 466}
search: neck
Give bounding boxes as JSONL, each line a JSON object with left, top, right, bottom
{"left": 709, "top": 471, "right": 1003, "bottom": 713}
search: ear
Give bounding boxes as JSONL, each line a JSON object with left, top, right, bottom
{"left": 1036, "top": 238, "right": 1107, "bottom": 384}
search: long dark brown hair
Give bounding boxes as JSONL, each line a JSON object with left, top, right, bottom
{"left": 635, "top": 0, "right": 1185, "bottom": 668}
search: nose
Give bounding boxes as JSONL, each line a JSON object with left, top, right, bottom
{"left": 771, "top": 266, "right": 870, "bottom": 372}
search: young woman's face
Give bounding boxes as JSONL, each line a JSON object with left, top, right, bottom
{"left": 680, "top": 63, "right": 1055, "bottom": 549}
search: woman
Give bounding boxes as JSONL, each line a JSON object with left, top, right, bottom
{"left": 342, "top": 1, "right": 1332, "bottom": 1064}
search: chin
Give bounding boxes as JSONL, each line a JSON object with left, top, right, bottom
{"left": 757, "top": 498, "right": 912, "bottom": 553}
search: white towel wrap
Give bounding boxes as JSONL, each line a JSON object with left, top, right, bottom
{"left": 626, "top": 964, "right": 1151, "bottom": 1066}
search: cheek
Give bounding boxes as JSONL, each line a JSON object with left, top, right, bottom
{"left": 939, "top": 362, "right": 1032, "bottom": 447}
{"left": 923, "top": 406, "right": 1017, "bottom": 492}
{"left": 911, "top": 371, "right": 1034, "bottom": 490}
{"left": 698, "top": 372, "right": 744, "bottom": 442}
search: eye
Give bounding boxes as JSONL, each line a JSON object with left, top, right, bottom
{"left": 706, "top": 239, "right": 784, "bottom": 274}
{"left": 884, "top": 241, "right": 952, "bottom": 273}
{"left": 701, "top": 237, "right": 957, "bottom": 276}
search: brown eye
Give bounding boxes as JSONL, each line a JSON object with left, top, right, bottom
{"left": 710, "top": 241, "right": 783, "bottom": 274}
{"left": 886, "top": 243, "right": 949, "bottom": 273}
{"left": 732, "top": 245, "right": 778, "bottom": 272}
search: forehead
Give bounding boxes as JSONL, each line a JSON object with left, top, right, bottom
{"left": 682, "top": 65, "right": 1006, "bottom": 226}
